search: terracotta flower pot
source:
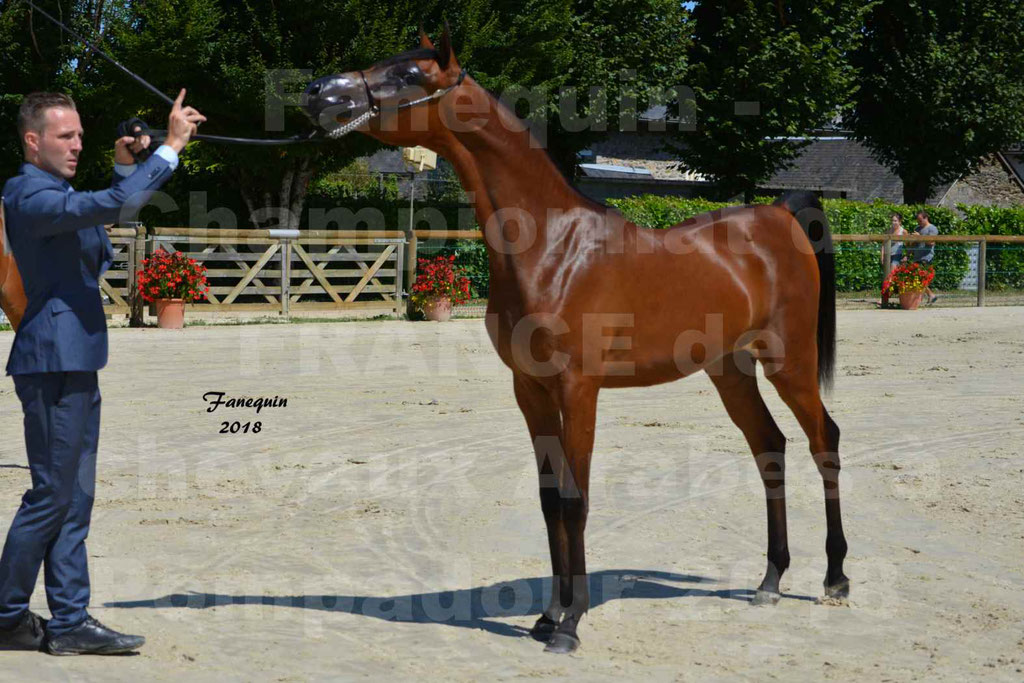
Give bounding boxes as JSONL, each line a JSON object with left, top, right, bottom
{"left": 155, "top": 298, "right": 186, "bottom": 328}
{"left": 420, "top": 296, "right": 453, "bottom": 322}
{"left": 899, "top": 291, "right": 924, "bottom": 310}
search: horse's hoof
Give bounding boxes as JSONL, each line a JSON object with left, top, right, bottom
{"left": 751, "top": 590, "right": 781, "bottom": 606}
{"left": 824, "top": 577, "right": 850, "bottom": 599}
{"left": 529, "top": 615, "right": 558, "bottom": 642}
{"left": 543, "top": 632, "right": 580, "bottom": 654}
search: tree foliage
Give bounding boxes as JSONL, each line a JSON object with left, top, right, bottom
{"left": 845, "top": 0, "right": 1024, "bottom": 204}
{"left": 671, "top": 0, "right": 868, "bottom": 201}
{"left": 1, "top": 0, "right": 690, "bottom": 225}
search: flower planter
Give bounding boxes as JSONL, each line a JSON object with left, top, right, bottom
{"left": 883, "top": 261, "right": 935, "bottom": 312}
{"left": 410, "top": 256, "right": 471, "bottom": 321}
{"left": 137, "top": 249, "right": 208, "bottom": 326}
{"left": 155, "top": 299, "right": 186, "bottom": 329}
{"left": 899, "top": 292, "right": 924, "bottom": 310}
{"left": 420, "top": 296, "right": 453, "bottom": 322}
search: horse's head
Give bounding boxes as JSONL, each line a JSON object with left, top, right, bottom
{"left": 303, "top": 25, "right": 464, "bottom": 147}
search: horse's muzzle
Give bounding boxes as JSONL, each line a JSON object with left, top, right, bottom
{"left": 303, "top": 73, "right": 372, "bottom": 133}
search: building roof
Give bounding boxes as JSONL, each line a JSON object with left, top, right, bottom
{"left": 588, "top": 135, "right": 961, "bottom": 203}
{"left": 579, "top": 163, "right": 654, "bottom": 179}
{"left": 763, "top": 138, "right": 941, "bottom": 202}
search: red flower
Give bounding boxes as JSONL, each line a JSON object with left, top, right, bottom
{"left": 410, "top": 255, "right": 473, "bottom": 309}
{"left": 135, "top": 248, "right": 208, "bottom": 303}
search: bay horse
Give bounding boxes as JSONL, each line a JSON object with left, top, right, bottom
{"left": 304, "top": 27, "right": 848, "bottom": 654}
{"left": 0, "top": 201, "right": 28, "bottom": 330}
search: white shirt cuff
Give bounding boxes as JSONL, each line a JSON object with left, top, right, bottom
{"left": 154, "top": 145, "right": 179, "bottom": 171}
{"left": 114, "top": 162, "right": 136, "bottom": 177}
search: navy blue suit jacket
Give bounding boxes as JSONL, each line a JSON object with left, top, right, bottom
{"left": 2, "top": 155, "right": 174, "bottom": 375}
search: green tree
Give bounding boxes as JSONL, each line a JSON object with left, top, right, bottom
{"left": 846, "top": 0, "right": 1024, "bottom": 204}
{"left": 671, "top": 1, "right": 868, "bottom": 202}
{"left": 465, "top": 0, "right": 691, "bottom": 176}
{"left": 0, "top": 0, "right": 148, "bottom": 185}
{"left": 558, "top": 0, "right": 691, "bottom": 175}
{"left": 1, "top": 0, "right": 430, "bottom": 226}
{"left": 2, "top": 0, "right": 689, "bottom": 222}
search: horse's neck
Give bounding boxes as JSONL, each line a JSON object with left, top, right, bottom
{"left": 435, "top": 81, "right": 605, "bottom": 287}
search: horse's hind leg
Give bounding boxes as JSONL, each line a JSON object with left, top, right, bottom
{"left": 766, "top": 362, "right": 850, "bottom": 599}
{"left": 708, "top": 352, "right": 790, "bottom": 605}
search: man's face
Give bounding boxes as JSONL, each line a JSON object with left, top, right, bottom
{"left": 24, "top": 107, "right": 83, "bottom": 180}
{"left": 916, "top": 213, "right": 928, "bottom": 228}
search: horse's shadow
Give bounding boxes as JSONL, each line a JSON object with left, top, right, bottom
{"left": 105, "top": 570, "right": 814, "bottom": 638}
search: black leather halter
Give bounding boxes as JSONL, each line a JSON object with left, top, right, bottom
{"left": 324, "top": 68, "right": 468, "bottom": 139}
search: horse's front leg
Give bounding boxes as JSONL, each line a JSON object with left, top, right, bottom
{"left": 543, "top": 376, "right": 598, "bottom": 654}
{"left": 513, "top": 374, "right": 566, "bottom": 641}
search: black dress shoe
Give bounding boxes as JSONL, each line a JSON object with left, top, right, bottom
{"left": 46, "top": 616, "right": 145, "bottom": 656}
{"left": 0, "top": 610, "right": 47, "bottom": 651}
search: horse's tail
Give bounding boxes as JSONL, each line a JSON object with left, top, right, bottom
{"left": 773, "top": 191, "right": 836, "bottom": 392}
{"left": 0, "top": 197, "right": 26, "bottom": 332}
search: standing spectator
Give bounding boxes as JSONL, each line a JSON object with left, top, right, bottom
{"left": 911, "top": 210, "right": 939, "bottom": 305}
{"left": 881, "top": 212, "right": 906, "bottom": 306}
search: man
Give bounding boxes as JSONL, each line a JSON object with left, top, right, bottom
{"left": 911, "top": 210, "right": 939, "bottom": 305}
{"left": 0, "top": 90, "right": 204, "bottom": 655}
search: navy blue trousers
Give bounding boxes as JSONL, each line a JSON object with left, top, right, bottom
{"left": 0, "top": 371, "right": 99, "bottom": 636}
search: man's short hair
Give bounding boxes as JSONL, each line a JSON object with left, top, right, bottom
{"left": 915, "top": 210, "right": 930, "bottom": 220}
{"left": 17, "top": 92, "right": 77, "bottom": 139}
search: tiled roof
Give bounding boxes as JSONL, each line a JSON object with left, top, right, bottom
{"left": 762, "top": 138, "right": 950, "bottom": 203}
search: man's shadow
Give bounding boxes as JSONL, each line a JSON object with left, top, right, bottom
{"left": 105, "top": 569, "right": 815, "bottom": 639}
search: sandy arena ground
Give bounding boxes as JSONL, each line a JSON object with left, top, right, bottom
{"left": 0, "top": 307, "right": 1022, "bottom": 681}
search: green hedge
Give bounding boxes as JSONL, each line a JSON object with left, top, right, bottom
{"left": 293, "top": 188, "right": 1024, "bottom": 295}
{"left": 246, "top": 184, "right": 1021, "bottom": 297}
{"left": 959, "top": 205, "right": 1024, "bottom": 289}
{"left": 608, "top": 196, "right": 995, "bottom": 292}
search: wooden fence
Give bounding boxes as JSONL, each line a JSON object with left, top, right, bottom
{"left": 843, "top": 234, "right": 1024, "bottom": 307}
{"left": 408, "top": 231, "right": 1024, "bottom": 309}
{"left": 97, "top": 227, "right": 1024, "bottom": 319}
{"left": 102, "top": 224, "right": 406, "bottom": 319}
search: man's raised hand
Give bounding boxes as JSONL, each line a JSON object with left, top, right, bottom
{"left": 166, "top": 88, "right": 207, "bottom": 153}
{"left": 114, "top": 131, "right": 152, "bottom": 165}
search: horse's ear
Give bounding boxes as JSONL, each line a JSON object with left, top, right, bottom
{"left": 419, "top": 24, "right": 434, "bottom": 49}
{"left": 437, "top": 21, "right": 452, "bottom": 70}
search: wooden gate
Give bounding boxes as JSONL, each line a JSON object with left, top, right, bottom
{"left": 100, "top": 225, "right": 141, "bottom": 316}
{"left": 143, "top": 227, "right": 405, "bottom": 315}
